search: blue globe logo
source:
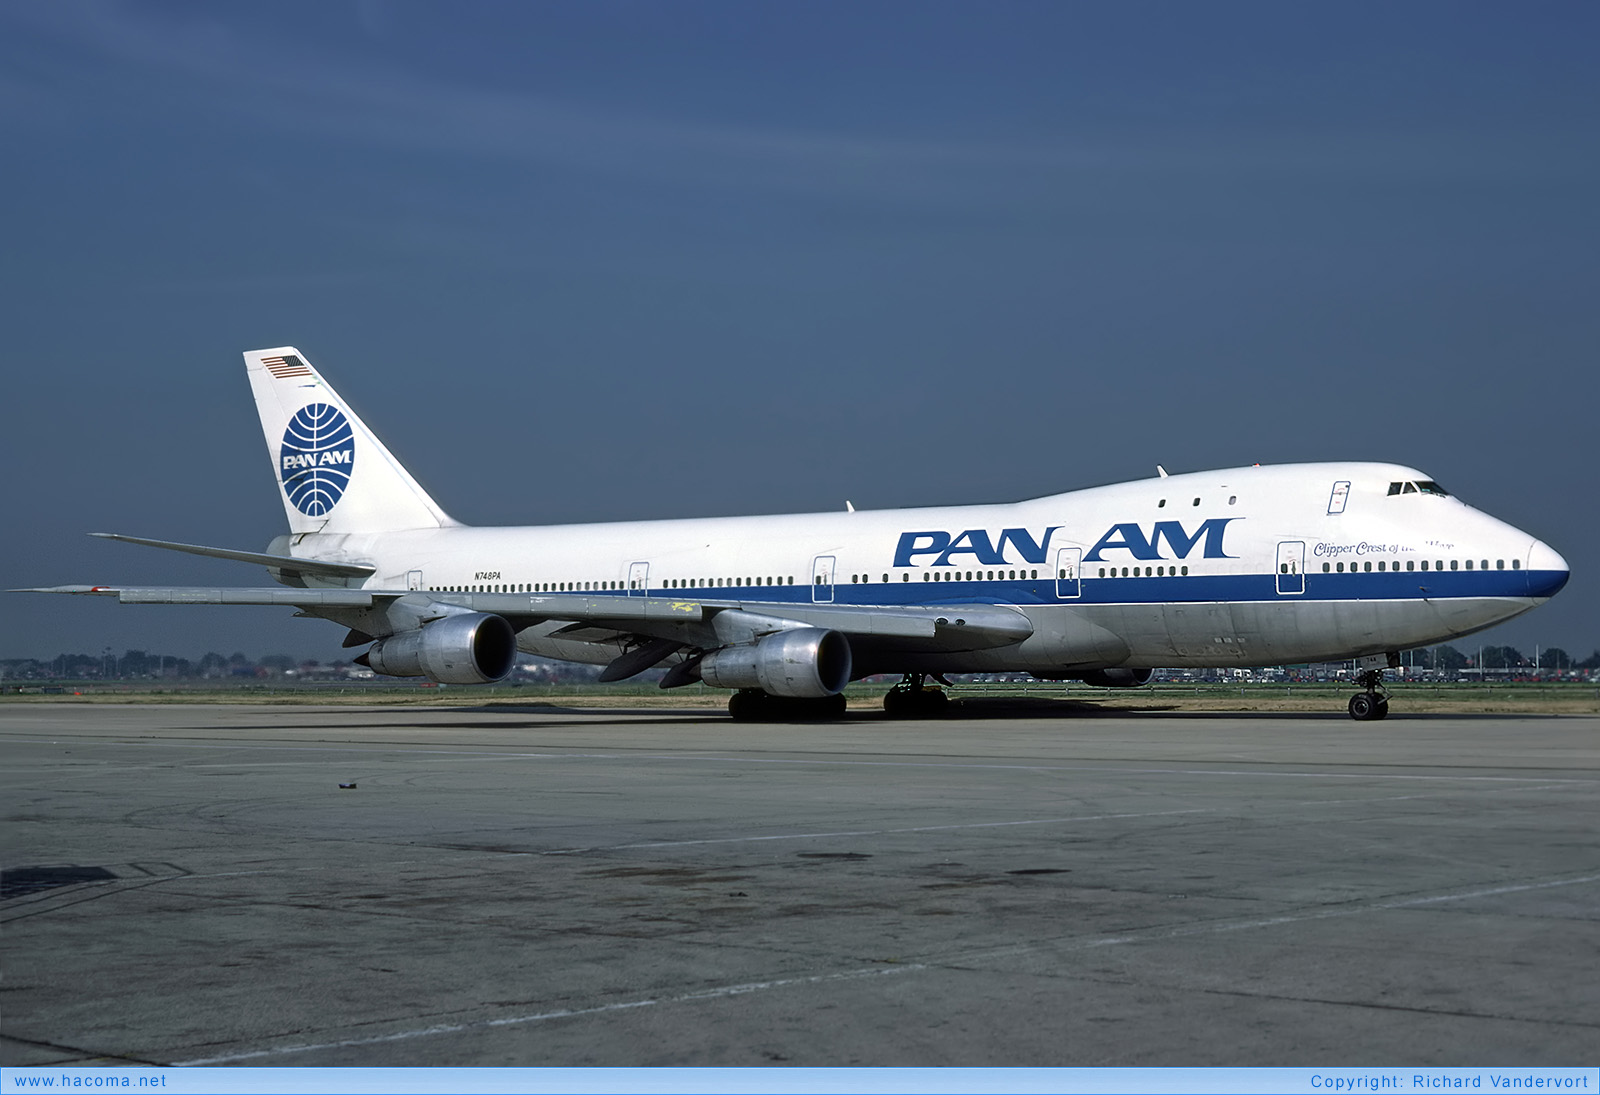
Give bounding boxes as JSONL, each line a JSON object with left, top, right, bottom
{"left": 280, "top": 404, "right": 355, "bottom": 517}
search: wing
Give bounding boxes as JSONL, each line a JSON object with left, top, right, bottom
{"left": 16, "top": 586, "right": 1033, "bottom": 682}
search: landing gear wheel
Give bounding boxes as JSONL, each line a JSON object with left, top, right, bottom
{"left": 883, "top": 674, "right": 949, "bottom": 718}
{"left": 728, "top": 689, "right": 769, "bottom": 723}
{"left": 1347, "top": 668, "right": 1392, "bottom": 722}
{"left": 729, "top": 690, "right": 846, "bottom": 722}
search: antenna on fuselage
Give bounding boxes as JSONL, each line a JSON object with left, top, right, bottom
{"left": 1156, "top": 465, "right": 1169, "bottom": 478}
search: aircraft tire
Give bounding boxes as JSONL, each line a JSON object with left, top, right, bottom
{"left": 884, "top": 688, "right": 947, "bottom": 719}
{"left": 1348, "top": 693, "right": 1377, "bottom": 721}
{"left": 728, "top": 689, "right": 768, "bottom": 723}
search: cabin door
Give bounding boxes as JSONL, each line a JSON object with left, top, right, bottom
{"left": 1054, "top": 547, "right": 1082, "bottom": 599}
{"left": 811, "top": 555, "right": 836, "bottom": 604}
{"left": 628, "top": 561, "right": 649, "bottom": 597}
{"left": 1276, "top": 541, "right": 1305, "bottom": 595}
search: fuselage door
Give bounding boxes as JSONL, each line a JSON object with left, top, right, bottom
{"left": 1327, "top": 481, "right": 1351, "bottom": 515}
{"left": 1054, "top": 546, "right": 1082, "bottom": 600}
{"left": 628, "top": 561, "right": 649, "bottom": 597}
{"left": 811, "top": 555, "right": 836, "bottom": 604}
{"left": 406, "top": 569, "right": 422, "bottom": 591}
{"left": 1276, "top": 541, "right": 1306, "bottom": 595}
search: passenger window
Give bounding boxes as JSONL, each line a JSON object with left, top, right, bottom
{"left": 1098, "top": 568, "right": 1106, "bottom": 577}
{"left": 1181, "top": 565, "right": 1189, "bottom": 575}
{"left": 1192, "top": 498, "right": 1200, "bottom": 506}
{"left": 1496, "top": 560, "right": 1504, "bottom": 570}
{"left": 1512, "top": 560, "right": 1521, "bottom": 570}
{"left": 1337, "top": 562, "right": 1345, "bottom": 573}
{"left": 1466, "top": 560, "right": 1473, "bottom": 570}
{"left": 1450, "top": 560, "right": 1459, "bottom": 571}
{"left": 901, "top": 574, "right": 909, "bottom": 582}
{"left": 881, "top": 574, "right": 888, "bottom": 583}
{"left": 1364, "top": 561, "right": 1372, "bottom": 572}
{"left": 1481, "top": 560, "right": 1489, "bottom": 571}
{"left": 1228, "top": 496, "right": 1236, "bottom": 505}
{"left": 1377, "top": 561, "right": 1385, "bottom": 571}
{"left": 1158, "top": 499, "right": 1166, "bottom": 508}
{"left": 1322, "top": 563, "right": 1330, "bottom": 573}
{"left": 1407, "top": 561, "right": 1415, "bottom": 571}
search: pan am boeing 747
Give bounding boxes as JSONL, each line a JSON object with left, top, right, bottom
{"left": 20, "top": 347, "right": 1569, "bottom": 720}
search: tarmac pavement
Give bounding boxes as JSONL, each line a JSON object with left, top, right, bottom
{"left": 2, "top": 700, "right": 1596, "bottom": 1066}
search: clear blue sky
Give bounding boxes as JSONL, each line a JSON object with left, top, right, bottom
{"left": 2, "top": 1, "right": 1595, "bottom": 664}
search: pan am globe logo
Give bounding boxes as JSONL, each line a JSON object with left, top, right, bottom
{"left": 279, "top": 404, "right": 355, "bottom": 517}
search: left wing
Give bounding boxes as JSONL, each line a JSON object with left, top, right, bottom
{"left": 16, "top": 585, "right": 1033, "bottom": 680}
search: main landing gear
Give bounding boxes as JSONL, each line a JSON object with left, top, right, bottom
{"left": 882, "top": 673, "right": 950, "bottom": 718}
{"left": 727, "top": 689, "right": 847, "bottom": 723}
{"left": 1347, "top": 669, "right": 1391, "bottom": 721}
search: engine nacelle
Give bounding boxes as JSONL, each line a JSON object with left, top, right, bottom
{"left": 1079, "top": 667, "right": 1154, "bottom": 688}
{"left": 364, "top": 613, "right": 517, "bottom": 685}
{"left": 698, "top": 628, "right": 852, "bottom": 698}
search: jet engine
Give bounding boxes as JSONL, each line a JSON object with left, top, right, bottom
{"left": 1079, "top": 667, "right": 1154, "bottom": 688}
{"left": 698, "top": 628, "right": 852, "bottom": 698}
{"left": 361, "top": 612, "right": 517, "bottom": 685}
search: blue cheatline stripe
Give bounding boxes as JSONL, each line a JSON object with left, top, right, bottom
{"left": 647, "top": 570, "right": 1563, "bottom": 608}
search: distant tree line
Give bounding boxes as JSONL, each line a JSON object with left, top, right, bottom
{"left": 2, "top": 643, "right": 1597, "bottom": 685}
{"left": 1420, "top": 645, "right": 1598, "bottom": 672}
{"left": 0, "top": 650, "right": 605, "bottom": 683}
{"left": 0, "top": 650, "right": 343, "bottom": 681}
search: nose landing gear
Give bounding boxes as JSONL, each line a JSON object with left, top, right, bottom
{"left": 1347, "top": 669, "right": 1391, "bottom": 721}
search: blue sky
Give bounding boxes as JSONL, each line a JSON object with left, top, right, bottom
{"left": 2, "top": 1, "right": 1595, "bottom": 664}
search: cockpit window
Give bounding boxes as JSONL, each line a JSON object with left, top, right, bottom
{"left": 1388, "top": 480, "right": 1450, "bottom": 498}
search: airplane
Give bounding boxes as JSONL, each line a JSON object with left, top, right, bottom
{"left": 18, "top": 347, "right": 1569, "bottom": 721}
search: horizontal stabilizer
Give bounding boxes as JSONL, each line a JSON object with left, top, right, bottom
{"left": 12, "top": 585, "right": 380, "bottom": 606}
{"left": 91, "top": 533, "right": 375, "bottom": 579}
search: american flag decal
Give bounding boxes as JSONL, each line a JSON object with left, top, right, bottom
{"left": 261, "top": 354, "right": 313, "bottom": 379}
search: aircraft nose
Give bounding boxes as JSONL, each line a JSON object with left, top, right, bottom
{"left": 1525, "top": 539, "right": 1569, "bottom": 599}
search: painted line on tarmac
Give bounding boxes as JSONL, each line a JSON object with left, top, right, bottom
{"left": 170, "top": 963, "right": 925, "bottom": 1066}
{"left": 937, "top": 871, "right": 1600, "bottom": 965}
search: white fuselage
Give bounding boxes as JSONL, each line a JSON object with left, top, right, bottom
{"left": 287, "top": 462, "right": 1568, "bottom": 676}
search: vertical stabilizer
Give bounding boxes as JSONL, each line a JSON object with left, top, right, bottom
{"left": 245, "top": 347, "right": 459, "bottom": 535}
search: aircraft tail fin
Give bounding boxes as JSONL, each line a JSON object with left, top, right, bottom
{"left": 244, "top": 347, "right": 459, "bottom": 535}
